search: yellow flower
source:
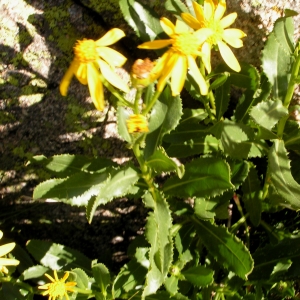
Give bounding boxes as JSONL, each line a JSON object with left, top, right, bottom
{"left": 181, "top": 0, "right": 247, "bottom": 72}
{"left": 138, "top": 18, "right": 213, "bottom": 96}
{"left": 126, "top": 114, "right": 149, "bottom": 133}
{"left": 0, "top": 230, "right": 19, "bottom": 274}
{"left": 38, "top": 270, "right": 77, "bottom": 300}
{"left": 60, "top": 28, "right": 130, "bottom": 111}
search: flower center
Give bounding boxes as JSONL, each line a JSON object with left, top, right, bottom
{"left": 48, "top": 281, "right": 66, "bottom": 299}
{"left": 74, "top": 39, "right": 98, "bottom": 63}
{"left": 171, "top": 32, "right": 201, "bottom": 56}
{"left": 206, "top": 19, "right": 224, "bottom": 45}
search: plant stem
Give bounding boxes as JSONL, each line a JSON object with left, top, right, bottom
{"left": 208, "top": 90, "right": 216, "bottom": 110}
{"left": 100, "top": 74, "right": 134, "bottom": 109}
{"left": 134, "top": 87, "right": 143, "bottom": 114}
{"left": 230, "top": 213, "right": 249, "bottom": 234}
{"left": 142, "top": 90, "right": 161, "bottom": 115}
{"left": 277, "top": 45, "right": 300, "bottom": 138}
{"left": 260, "top": 220, "right": 281, "bottom": 242}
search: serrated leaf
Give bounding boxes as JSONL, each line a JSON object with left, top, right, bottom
{"left": 143, "top": 191, "right": 173, "bottom": 297}
{"left": 179, "top": 108, "right": 208, "bottom": 124}
{"left": 262, "top": 16, "right": 294, "bottom": 102}
{"left": 145, "top": 86, "right": 183, "bottom": 159}
{"left": 166, "top": 133, "right": 219, "bottom": 158}
{"left": 174, "top": 224, "right": 194, "bottom": 265}
{"left": 30, "top": 154, "right": 116, "bottom": 177}
{"left": 26, "top": 240, "right": 91, "bottom": 273}
{"left": 92, "top": 263, "right": 110, "bottom": 298}
{"left": 284, "top": 120, "right": 300, "bottom": 149}
{"left": 242, "top": 167, "right": 262, "bottom": 226}
{"left": 117, "top": 106, "right": 132, "bottom": 143}
{"left": 86, "top": 164, "right": 140, "bottom": 223}
{"left": 249, "top": 236, "right": 300, "bottom": 281}
{"left": 165, "top": 0, "right": 189, "bottom": 18}
{"left": 165, "top": 275, "right": 178, "bottom": 295}
{"left": 70, "top": 268, "right": 90, "bottom": 289}
{"left": 21, "top": 265, "right": 49, "bottom": 281}
{"left": 119, "top": 0, "right": 163, "bottom": 42}
{"left": 229, "top": 159, "right": 249, "bottom": 188}
{"left": 181, "top": 265, "right": 214, "bottom": 287}
{"left": 270, "top": 259, "right": 292, "bottom": 280}
{"left": 146, "top": 148, "right": 184, "bottom": 178}
{"left": 267, "top": 140, "right": 300, "bottom": 209}
{"left": 215, "top": 76, "right": 230, "bottom": 120}
{"left": 194, "top": 198, "right": 216, "bottom": 220}
{"left": 163, "top": 157, "right": 234, "bottom": 198}
{"left": 192, "top": 218, "right": 254, "bottom": 279}
{"left": 250, "top": 99, "right": 288, "bottom": 130}
{"left": 210, "top": 120, "right": 253, "bottom": 159}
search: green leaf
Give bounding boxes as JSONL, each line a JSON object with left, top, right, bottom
{"left": 215, "top": 76, "right": 230, "bottom": 120}
{"left": 92, "top": 263, "right": 110, "bottom": 299}
{"left": 283, "top": 120, "right": 300, "bottom": 149}
{"left": 163, "top": 157, "right": 234, "bottom": 198}
{"left": 30, "top": 154, "right": 116, "bottom": 177}
{"left": 112, "top": 248, "right": 148, "bottom": 298}
{"left": 242, "top": 167, "right": 262, "bottom": 226}
{"left": 146, "top": 148, "right": 184, "bottom": 178}
{"left": 26, "top": 240, "right": 91, "bottom": 273}
{"left": 267, "top": 140, "right": 300, "bottom": 209}
{"left": 210, "top": 120, "right": 254, "bottom": 159}
{"left": 249, "top": 235, "right": 300, "bottom": 281}
{"left": 119, "top": 0, "right": 163, "bottom": 42}
{"left": 250, "top": 99, "right": 288, "bottom": 130}
{"left": 194, "top": 198, "right": 216, "bottom": 220}
{"left": 86, "top": 164, "right": 140, "bottom": 223}
{"left": 262, "top": 16, "right": 294, "bottom": 102}
{"left": 229, "top": 159, "right": 249, "bottom": 188}
{"left": 21, "top": 265, "right": 49, "bottom": 281}
{"left": 165, "top": 0, "right": 189, "bottom": 17}
{"left": 192, "top": 218, "right": 254, "bottom": 279}
{"left": 165, "top": 275, "right": 179, "bottom": 295}
{"left": 117, "top": 106, "right": 131, "bottom": 143}
{"left": 70, "top": 268, "right": 90, "bottom": 289}
{"left": 181, "top": 265, "right": 214, "bottom": 287}
{"left": 143, "top": 191, "right": 173, "bottom": 297}
{"left": 0, "top": 282, "right": 24, "bottom": 300}
{"left": 166, "top": 133, "right": 219, "bottom": 158}
{"left": 145, "top": 86, "right": 183, "bottom": 159}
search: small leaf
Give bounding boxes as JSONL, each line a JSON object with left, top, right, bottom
{"left": 119, "top": 0, "right": 163, "bottom": 42}
{"left": 192, "top": 218, "right": 254, "bottom": 279}
{"left": 267, "top": 140, "right": 300, "bottom": 210}
{"left": 165, "top": 0, "right": 189, "bottom": 17}
{"left": 250, "top": 99, "right": 288, "bottom": 130}
{"left": 181, "top": 265, "right": 214, "bottom": 287}
{"left": 92, "top": 263, "right": 110, "bottom": 297}
{"left": 71, "top": 268, "right": 90, "bottom": 289}
{"left": 163, "top": 157, "right": 234, "bottom": 198}
{"left": 22, "top": 265, "right": 49, "bottom": 281}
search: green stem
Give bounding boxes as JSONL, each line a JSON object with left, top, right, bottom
{"left": 134, "top": 87, "right": 143, "bottom": 114}
{"left": 100, "top": 74, "right": 134, "bottom": 109}
{"left": 230, "top": 213, "right": 249, "bottom": 234}
{"left": 142, "top": 90, "right": 161, "bottom": 115}
{"left": 260, "top": 220, "right": 281, "bottom": 242}
{"left": 277, "top": 45, "right": 300, "bottom": 138}
{"left": 203, "top": 95, "right": 216, "bottom": 122}
{"left": 208, "top": 90, "right": 216, "bottom": 111}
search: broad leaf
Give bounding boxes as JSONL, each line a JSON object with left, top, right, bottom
{"left": 71, "top": 268, "right": 90, "bottom": 289}
{"left": 215, "top": 76, "right": 230, "bottom": 120}
{"left": 262, "top": 16, "right": 294, "bottom": 102}
{"left": 26, "top": 240, "right": 91, "bottom": 273}
{"left": 163, "top": 157, "right": 234, "bottom": 198}
{"left": 249, "top": 235, "right": 300, "bottom": 281}
{"left": 192, "top": 218, "right": 254, "bottom": 279}
{"left": 92, "top": 263, "right": 110, "bottom": 299}
{"left": 242, "top": 167, "right": 262, "bottom": 226}
{"left": 181, "top": 265, "right": 214, "bottom": 287}
{"left": 145, "top": 86, "right": 183, "bottom": 158}
{"left": 119, "top": 0, "right": 163, "bottom": 42}
{"left": 143, "top": 191, "right": 173, "bottom": 297}
{"left": 267, "top": 140, "right": 300, "bottom": 210}
{"left": 250, "top": 99, "right": 288, "bottom": 130}
{"left": 165, "top": 275, "right": 179, "bottom": 295}
{"left": 21, "top": 265, "right": 49, "bottom": 281}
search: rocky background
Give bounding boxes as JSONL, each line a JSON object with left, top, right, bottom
{"left": 0, "top": 0, "right": 299, "bottom": 270}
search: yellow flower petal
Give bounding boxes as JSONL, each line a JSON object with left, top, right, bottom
{"left": 181, "top": 12, "right": 201, "bottom": 29}
{"left": 75, "top": 63, "right": 88, "bottom": 85}
{"left": 220, "top": 12, "right": 237, "bottom": 28}
{"left": 204, "top": 0, "right": 214, "bottom": 20}
{"left": 59, "top": 60, "right": 78, "bottom": 96}
{"left": 193, "top": 1, "right": 204, "bottom": 23}
{"left": 222, "top": 32, "right": 245, "bottom": 48}
{"left": 171, "top": 55, "right": 187, "bottom": 96}
{"left": 98, "top": 59, "right": 129, "bottom": 93}
{"left": 150, "top": 51, "right": 170, "bottom": 81}
{"left": 138, "top": 39, "right": 173, "bottom": 50}
{"left": 160, "top": 17, "right": 176, "bottom": 36}
{"left": 187, "top": 55, "right": 208, "bottom": 95}
{"left": 174, "top": 19, "right": 190, "bottom": 34}
{"left": 97, "top": 46, "right": 127, "bottom": 67}
{"left": 0, "top": 258, "right": 19, "bottom": 266}
{"left": 87, "top": 63, "right": 104, "bottom": 111}
{"left": 194, "top": 28, "right": 213, "bottom": 44}
{"left": 0, "top": 243, "right": 15, "bottom": 257}
{"left": 214, "top": 0, "right": 226, "bottom": 21}
{"left": 218, "top": 40, "right": 241, "bottom": 72}
{"left": 201, "top": 42, "right": 212, "bottom": 73}
{"left": 95, "top": 28, "right": 125, "bottom": 46}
